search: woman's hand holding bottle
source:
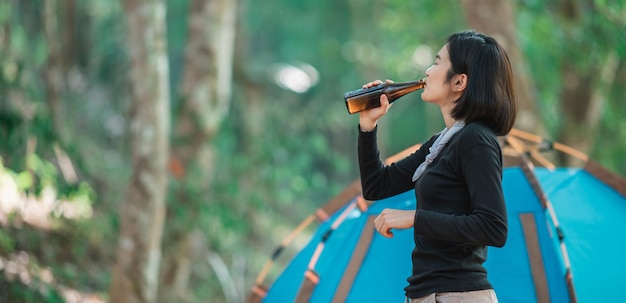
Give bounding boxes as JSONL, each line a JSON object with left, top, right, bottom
{"left": 358, "top": 79, "right": 394, "bottom": 132}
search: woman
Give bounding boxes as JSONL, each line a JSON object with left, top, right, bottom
{"left": 357, "top": 30, "right": 516, "bottom": 302}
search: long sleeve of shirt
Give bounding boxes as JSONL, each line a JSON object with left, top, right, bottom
{"left": 357, "top": 125, "right": 437, "bottom": 200}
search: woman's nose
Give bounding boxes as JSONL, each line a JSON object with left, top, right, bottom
{"left": 425, "top": 65, "right": 433, "bottom": 76}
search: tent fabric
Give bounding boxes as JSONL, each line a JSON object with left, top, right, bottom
{"left": 249, "top": 131, "right": 626, "bottom": 303}
{"left": 535, "top": 168, "right": 626, "bottom": 303}
{"left": 262, "top": 191, "right": 416, "bottom": 303}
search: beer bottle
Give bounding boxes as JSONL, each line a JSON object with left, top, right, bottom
{"left": 344, "top": 78, "right": 426, "bottom": 114}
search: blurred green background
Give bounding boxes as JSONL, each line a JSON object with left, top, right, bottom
{"left": 0, "top": 0, "right": 624, "bottom": 302}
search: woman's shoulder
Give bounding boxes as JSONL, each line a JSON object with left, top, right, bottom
{"left": 464, "top": 121, "right": 496, "bottom": 134}
{"left": 456, "top": 122, "right": 499, "bottom": 146}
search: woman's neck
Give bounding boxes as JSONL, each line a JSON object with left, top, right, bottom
{"left": 440, "top": 104, "right": 456, "bottom": 129}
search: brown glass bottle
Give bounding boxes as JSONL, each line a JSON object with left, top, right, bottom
{"left": 344, "top": 78, "right": 426, "bottom": 114}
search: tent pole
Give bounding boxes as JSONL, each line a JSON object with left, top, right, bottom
{"left": 508, "top": 128, "right": 589, "bottom": 162}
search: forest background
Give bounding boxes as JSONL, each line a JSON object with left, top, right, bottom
{"left": 0, "top": 0, "right": 624, "bottom": 302}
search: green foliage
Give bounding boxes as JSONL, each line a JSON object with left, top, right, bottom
{"left": 517, "top": 0, "right": 626, "bottom": 174}
{"left": 0, "top": 156, "right": 103, "bottom": 300}
{"left": 0, "top": 275, "right": 65, "bottom": 303}
{"left": 0, "top": 229, "right": 15, "bottom": 255}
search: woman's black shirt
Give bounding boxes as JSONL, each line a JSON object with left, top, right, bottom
{"left": 358, "top": 122, "right": 508, "bottom": 299}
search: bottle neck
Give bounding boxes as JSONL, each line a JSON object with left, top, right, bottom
{"left": 385, "top": 79, "right": 426, "bottom": 101}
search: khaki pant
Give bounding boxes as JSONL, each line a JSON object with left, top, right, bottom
{"left": 407, "top": 289, "right": 498, "bottom": 303}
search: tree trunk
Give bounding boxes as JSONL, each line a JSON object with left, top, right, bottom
{"left": 556, "top": 64, "right": 597, "bottom": 166}
{"left": 555, "top": 0, "right": 608, "bottom": 166}
{"left": 159, "top": 0, "right": 238, "bottom": 301}
{"left": 109, "top": 0, "right": 171, "bottom": 302}
{"left": 169, "top": 0, "right": 237, "bottom": 177}
{"left": 176, "top": 0, "right": 237, "bottom": 146}
{"left": 42, "top": 0, "right": 65, "bottom": 137}
{"left": 461, "top": 0, "right": 542, "bottom": 134}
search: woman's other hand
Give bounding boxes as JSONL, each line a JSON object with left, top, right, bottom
{"left": 374, "top": 208, "right": 415, "bottom": 238}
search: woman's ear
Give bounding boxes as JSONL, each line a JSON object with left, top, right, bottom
{"left": 452, "top": 74, "right": 467, "bottom": 92}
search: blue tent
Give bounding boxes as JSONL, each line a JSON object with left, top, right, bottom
{"left": 248, "top": 129, "right": 626, "bottom": 303}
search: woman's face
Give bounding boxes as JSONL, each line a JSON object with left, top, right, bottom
{"left": 421, "top": 44, "right": 462, "bottom": 107}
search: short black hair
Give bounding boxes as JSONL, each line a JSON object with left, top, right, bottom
{"left": 446, "top": 30, "right": 517, "bottom": 136}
